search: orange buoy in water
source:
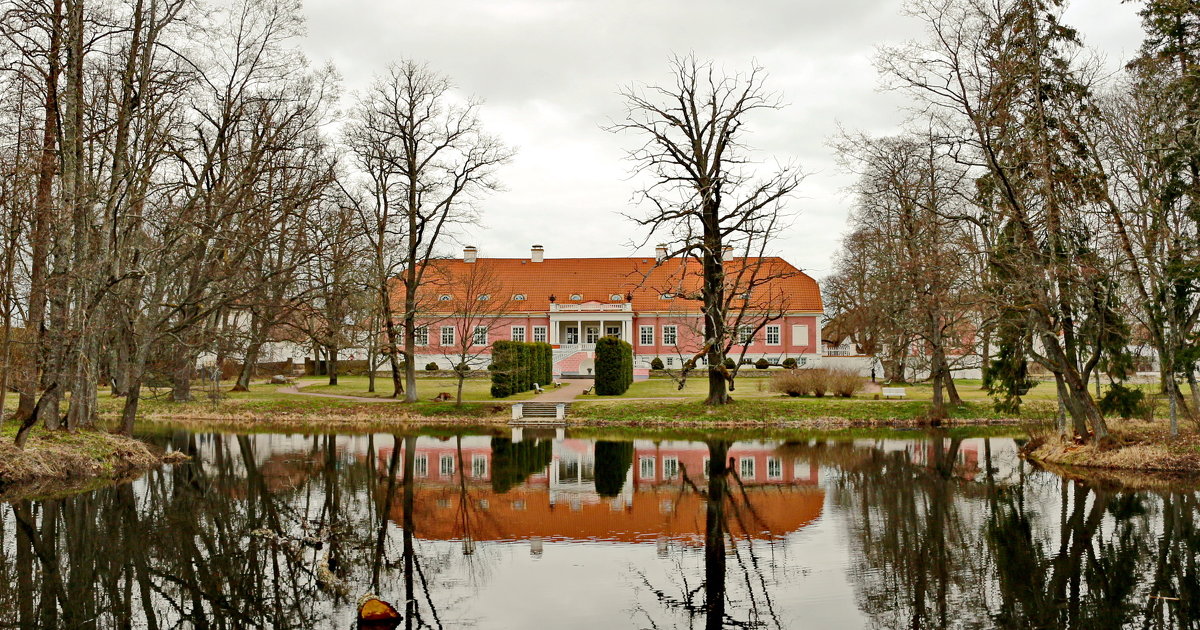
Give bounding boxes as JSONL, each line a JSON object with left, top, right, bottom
{"left": 357, "top": 595, "right": 402, "bottom": 629}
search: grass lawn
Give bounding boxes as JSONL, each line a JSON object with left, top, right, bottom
{"left": 572, "top": 396, "right": 1056, "bottom": 423}
{"left": 300, "top": 375, "right": 536, "bottom": 402}
{"left": 595, "top": 376, "right": 1017, "bottom": 401}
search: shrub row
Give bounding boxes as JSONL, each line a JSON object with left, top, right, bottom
{"left": 595, "top": 337, "right": 634, "bottom": 395}
{"left": 489, "top": 341, "right": 553, "bottom": 398}
{"left": 769, "top": 367, "right": 864, "bottom": 398}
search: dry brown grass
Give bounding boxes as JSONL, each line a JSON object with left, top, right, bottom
{"left": 1023, "top": 421, "right": 1200, "bottom": 473}
{"left": 0, "top": 429, "right": 163, "bottom": 487}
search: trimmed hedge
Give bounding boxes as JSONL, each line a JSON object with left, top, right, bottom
{"left": 490, "top": 340, "right": 554, "bottom": 398}
{"left": 595, "top": 337, "right": 633, "bottom": 395}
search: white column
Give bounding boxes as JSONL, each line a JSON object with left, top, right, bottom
{"left": 577, "top": 319, "right": 582, "bottom": 344}
{"left": 550, "top": 318, "right": 558, "bottom": 344}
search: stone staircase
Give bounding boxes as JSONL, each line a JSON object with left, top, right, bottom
{"left": 511, "top": 401, "right": 570, "bottom": 423}
{"left": 553, "top": 350, "right": 592, "bottom": 376}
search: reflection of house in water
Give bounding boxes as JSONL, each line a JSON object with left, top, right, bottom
{"left": 376, "top": 435, "right": 825, "bottom": 545}
{"left": 851, "top": 437, "right": 1020, "bottom": 480}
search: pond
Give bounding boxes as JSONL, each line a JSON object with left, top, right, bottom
{"left": 0, "top": 427, "right": 1197, "bottom": 629}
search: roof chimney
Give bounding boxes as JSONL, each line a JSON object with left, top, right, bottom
{"left": 531, "top": 244, "right": 544, "bottom": 263}
{"left": 655, "top": 244, "right": 668, "bottom": 262}
{"left": 463, "top": 246, "right": 477, "bottom": 263}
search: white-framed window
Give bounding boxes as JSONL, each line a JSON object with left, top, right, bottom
{"left": 440, "top": 454, "right": 455, "bottom": 476}
{"left": 513, "top": 293, "right": 526, "bottom": 301}
{"left": 511, "top": 326, "right": 526, "bottom": 342}
{"left": 566, "top": 326, "right": 579, "bottom": 344}
{"left": 606, "top": 326, "right": 621, "bottom": 337}
{"left": 415, "top": 454, "right": 429, "bottom": 477}
{"left": 767, "top": 457, "right": 782, "bottom": 479}
{"left": 666, "top": 357, "right": 674, "bottom": 366}
{"left": 662, "top": 325, "right": 677, "bottom": 346}
{"left": 663, "top": 457, "right": 679, "bottom": 479}
{"left": 792, "top": 324, "right": 809, "bottom": 347}
{"left": 472, "top": 454, "right": 488, "bottom": 478}
{"left": 438, "top": 294, "right": 452, "bottom": 302}
{"left": 570, "top": 293, "right": 582, "bottom": 301}
{"left": 473, "top": 326, "right": 488, "bottom": 346}
{"left": 739, "top": 457, "right": 755, "bottom": 480}
{"left": 765, "top": 325, "right": 781, "bottom": 346}
{"left": 414, "top": 326, "right": 429, "bottom": 346}
{"left": 585, "top": 326, "right": 600, "bottom": 343}
{"left": 640, "top": 325, "right": 654, "bottom": 345}
{"left": 440, "top": 326, "right": 455, "bottom": 346}
{"left": 477, "top": 294, "right": 491, "bottom": 301}
{"left": 660, "top": 293, "right": 674, "bottom": 300}
{"left": 702, "top": 457, "right": 710, "bottom": 477}
{"left": 639, "top": 456, "right": 655, "bottom": 480}
{"left": 533, "top": 326, "right": 547, "bottom": 343}
{"left": 738, "top": 325, "right": 754, "bottom": 345}
{"left": 610, "top": 293, "right": 623, "bottom": 301}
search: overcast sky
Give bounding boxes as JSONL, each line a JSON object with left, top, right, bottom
{"left": 300, "top": 0, "right": 1145, "bottom": 278}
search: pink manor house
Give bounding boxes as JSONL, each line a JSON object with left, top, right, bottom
{"left": 401, "top": 245, "right": 825, "bottom": 378}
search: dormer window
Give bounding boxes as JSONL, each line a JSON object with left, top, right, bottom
{"left": 609, "top": 294, "right": 623, "bottom": 301}
{"left": 512, "top": 294, "right": 526, "bottom": 301}
{"left": 438, "top": 295, "right": 452, "bottom": 301}
{"left": 477, "top": 294, "right": 491, "bottom": 301}
{"left": 660, "top": 293, "right": 675, "bottom": 300}
{"left": 570, "top": 294, "right": 582, "bottom": 301}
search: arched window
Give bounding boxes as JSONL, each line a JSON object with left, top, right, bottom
{"left": 477, "top": 294, "right": 491, "bottom": 301}
{"left": 570, "top": 293, "right": 582, "bottom": 301}
{"left": 610, "top": 294, "right": 623, "bottom": 301}
{"left": 438, "top": 295, "right": 452, "bottom": 301}
{"left": 513, "top": 294, "right": 527, "bottom": 301}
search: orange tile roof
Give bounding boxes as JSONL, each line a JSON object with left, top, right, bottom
{"left": 396, "top": 256, "right": 823, "bottom": 314}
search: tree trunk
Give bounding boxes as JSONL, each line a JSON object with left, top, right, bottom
{"left": 384, "top": 316, "right": 404, "bottom": 398}
{"left": 172, "top": 352, "right": 194, "bottom": 402}
{"left": 233, "top": 338, "right": 264, "bottom": 392}
{"left": 328, "top": 345, "right": 339, "bottom": 386}
{"left": 403, "top": 309, "right": 417, "bottom": 402}
{"left": 18, "top": 0, "right": 64, "bottom": 421}
{"left": 119, "top": 378, "right": 141, "bottom": 436}
{"left": 456, "top": 374, "right": 465, "bottom": 406}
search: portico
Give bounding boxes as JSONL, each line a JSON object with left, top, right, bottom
{"left": 548, "top": 302, "right": 634, "bottom": 350}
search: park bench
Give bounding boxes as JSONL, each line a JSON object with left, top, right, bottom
{"left": 882, "top": 387, "right": 906, "bottom": 399}
{"left": 533, "top": 383, "right": 544, "bottom": 394}
{"left": 581, "top": 385, "right": 594, "bottom": 395}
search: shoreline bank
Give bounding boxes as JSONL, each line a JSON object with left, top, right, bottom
{"left": 0, "top": 429, "right": 175, "bottom": 500}
{"left": 1021, "top": 424, "right": 1200, "bottom": 476}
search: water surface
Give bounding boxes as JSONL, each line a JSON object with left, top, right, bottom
{"left": 0, "top": 427, "right": 1196, "bottom": 629}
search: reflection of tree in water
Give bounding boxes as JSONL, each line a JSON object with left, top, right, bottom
{"left": 488, "top": 437, "right": 553, "bottom": 493}
{"left": 594, "top": 440, "right": 634, "bottom": 497}
{"left": 832, "top": 434, "right": 1200, "bottom": 630}
{"left": 0, "top": 431, "right": 474, "bottom": 628}
{"left": 634, "top": 440, "right": 785, "bottom": 630}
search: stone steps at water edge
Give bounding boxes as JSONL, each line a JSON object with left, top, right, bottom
{"left": 513, "top": 402, "right": 571, "bottom": 420}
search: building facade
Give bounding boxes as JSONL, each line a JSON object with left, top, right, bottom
{"left": 403, "top": 245, "right": 824, "bottom": 377}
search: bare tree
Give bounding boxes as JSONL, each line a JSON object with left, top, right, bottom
{"left": 609, "top": 55, "right": 804, "bottom": 404}
{"left": 831, "top": 131, "right": 981, "bottom": 417}
{"left": 428, "top": 260, "right": 512, "bottom": 405}
{"left": 343, "top": 60, "right": 512, "bottom": 402}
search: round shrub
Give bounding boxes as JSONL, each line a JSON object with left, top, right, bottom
{"left": 781, "top": 357, "right": 798, "bottom": 369}
{"left": 424, "top": 362, "right": 439, "bottom": 371}
{"left": 650, "top": 357, "right": 664, "bottom": 370}
{"left": 723, "top": 357, "right": 736, "bottom": 370}
{"left": 755, "top": 358, "right": 769, "bottom": 370}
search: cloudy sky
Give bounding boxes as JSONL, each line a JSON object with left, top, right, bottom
{"left": 300, "top": 0, "right": 1144, "bottom": 278}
